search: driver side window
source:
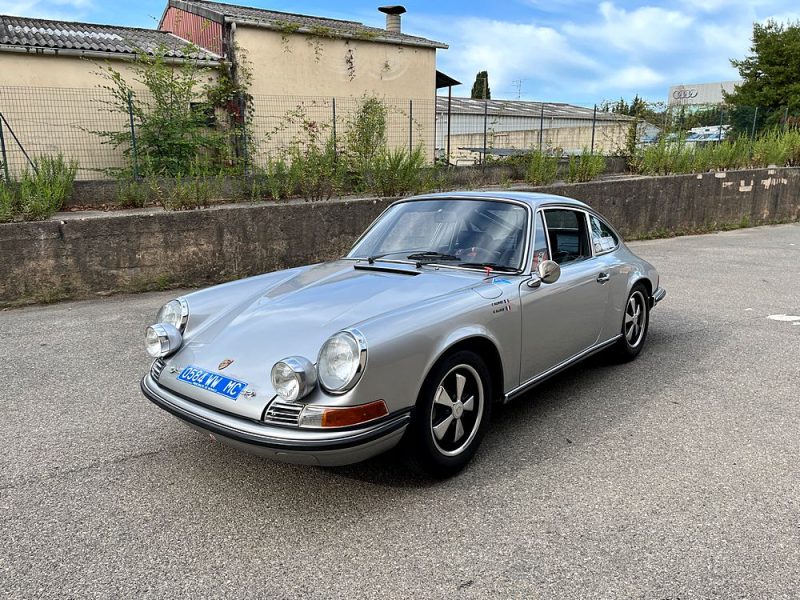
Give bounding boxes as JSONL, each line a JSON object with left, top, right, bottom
{"left": 543, "top": 209, "right": 592, "bottom": 266}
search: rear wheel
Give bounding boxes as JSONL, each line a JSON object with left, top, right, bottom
{"left": 404, "top": 350, "right": 492, "bottom": 478}
{"left": 611, "top": 284, "right": 650, "bottom": 361}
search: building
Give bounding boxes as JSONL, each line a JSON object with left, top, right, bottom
{"left": 435, "top": 97, "right": 634, "bottom": 164}
{"left": 0, "top": 3, "right": 448, "bottom": 178}
{"left": 667, "top": 81, "right": 741, "bottom": 107}
{"left": 0, "top": 14, "right": 219, "bottom": 177}
{"left": 159, "top": 1, "right": 447, "bottom": 157}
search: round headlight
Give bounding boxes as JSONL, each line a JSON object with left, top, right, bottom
{"left": 145, "top": 323, "right": 182, "bottom": 358}
{"left": 317, "top": 330, "right": 366, "bottom": 394}
{"left": 156, "top": 298, "right": 189, "bottom": 332}
{"left": 270, "top": 356, "right": 317, "bottom": 402}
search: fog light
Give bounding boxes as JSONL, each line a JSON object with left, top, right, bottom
{"left": 298, "top": 400, "right": 388, "bottom": 428}
{"left": 271, "top": 356, "right": 316, "bottom": 402}
{"left": 145, "top": 323, "right": 182, "bottom": 358}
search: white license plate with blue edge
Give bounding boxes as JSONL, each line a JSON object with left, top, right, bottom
{"left": 177, "top": 365, "right": 248, "bottom": 400}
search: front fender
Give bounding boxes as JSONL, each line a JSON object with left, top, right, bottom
{"left": 344, "top": 285, "right": 521, "bottom": 414}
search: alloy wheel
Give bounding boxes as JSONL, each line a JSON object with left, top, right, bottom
{"left": 429, "top": 364, "right": 484, "bottom": 457}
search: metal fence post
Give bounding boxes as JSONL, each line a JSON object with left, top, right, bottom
{"left": 409, "top": 99, "right": 413, "bottom": 154}
{"left": 331, "top": 97, "right": 337, "bottom": 157}
{"left": 784, "top": 106, "right": 790, "bottom": 130}
{"left": 0, "top": 113, "right": 9, "bottom": 182}
{"left": 538, "top": 103, "right": 544, "bottom": 152}
{"left": 239, "top": 94, "right": 249, "bottom": 177}
{"left": 751, "top": 106, "right": 759, "bottom": 138}
{"left": 718, "top": 108, "right": 724, "bottom": 142}
{"left": 482, "top": 99, "right": 488, "bottom": 165}
{"left": 590, "top": 104, "right": 597, "bottom": 154}
{"left": 126, "top": 91, "right": 139, "bottom": 179}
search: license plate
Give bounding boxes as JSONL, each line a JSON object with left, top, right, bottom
{"left": 177, "top": 365, "right": 248, "bottom": 401}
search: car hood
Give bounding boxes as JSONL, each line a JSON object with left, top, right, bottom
{"left": 161, "top": 260, "right": 482, "bottom": 414}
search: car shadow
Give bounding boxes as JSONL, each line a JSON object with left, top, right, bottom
{"left": 324, "top": 351, "right": 617, "bottom": 488}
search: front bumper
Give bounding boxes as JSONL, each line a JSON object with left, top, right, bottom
{"left": 140, "top": 375, "right": 410, "bottom": 466}
{"left": 650, "top": 287, "right": 666, "bottom": 308}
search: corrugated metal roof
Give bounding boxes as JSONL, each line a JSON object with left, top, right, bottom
{"left": 0, "top": 14, "right": 219, "bottom": 61}
{"left": 171, "top": 0, "right": 447, "bottom": 49}
{"left": 436, "top": 97, "right": 634, "bottom": 122}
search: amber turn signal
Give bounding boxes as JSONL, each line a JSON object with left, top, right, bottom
{"left": 298, "top": 400, "right": 389, "bottom": 428}
{"left": 322, "top": 400, "right": 389, "bottom": 428}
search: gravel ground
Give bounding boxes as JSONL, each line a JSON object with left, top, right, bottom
{"left": 1, "top": 223, "right": 798, "bottom": 599}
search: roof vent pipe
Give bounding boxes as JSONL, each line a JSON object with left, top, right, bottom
{"left": 378, "top": 5, "right": 406, "bottom": 33}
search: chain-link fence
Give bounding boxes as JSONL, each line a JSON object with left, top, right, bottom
{"left": 1, "top": 85, "right": 798, "bottom": 181}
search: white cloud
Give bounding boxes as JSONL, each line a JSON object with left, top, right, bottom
{"left": 563, "top": 2, "right": 694, "bottom": 53}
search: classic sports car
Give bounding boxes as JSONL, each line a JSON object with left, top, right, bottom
{"left": 141, "top": 192, "right": 665, "bottom": 476}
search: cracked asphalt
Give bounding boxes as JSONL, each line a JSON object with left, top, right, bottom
{"left": 1, "top": 223, "right": 798, "bottom": 599}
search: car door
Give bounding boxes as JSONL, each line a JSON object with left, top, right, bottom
{"left": 518, "top": 208, "right": 609, "bottom": 383}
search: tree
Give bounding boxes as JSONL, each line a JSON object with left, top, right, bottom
{"left": 471, "top": 71, "right": 491, "bottom": 99}
{"left": 726, "top": 20, "right": 800, "bottom": 130}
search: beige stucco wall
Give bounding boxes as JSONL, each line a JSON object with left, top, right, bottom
{"left": 235, "top": 26, "right": 437, "bottom": 160}
{"left": 0, "top": 52, "right": 217, "bottom": 179}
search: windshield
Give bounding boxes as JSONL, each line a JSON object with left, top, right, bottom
{"left": 348, "top": 199, "right": 529, "bottom": 271}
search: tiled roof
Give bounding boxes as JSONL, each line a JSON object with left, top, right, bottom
{"left": 436, "top": 97, "right": 634, "bottom": 121}
{"left": 0, "top": 14, "right": 219, "bottom": 61}
{"left": 170, "top": 0, "right": 447, "bottom": 49}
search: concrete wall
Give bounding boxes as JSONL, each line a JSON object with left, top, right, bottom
{"left": 2, "top": 168, "right": 798, "bottom": 305}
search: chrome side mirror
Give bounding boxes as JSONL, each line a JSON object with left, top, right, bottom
{"left": 538, "top": 260, "right": 561, "bottom": 284}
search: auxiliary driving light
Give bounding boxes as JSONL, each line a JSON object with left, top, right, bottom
{"left": 145, "top": 323, "right": 183, "bottom": 358}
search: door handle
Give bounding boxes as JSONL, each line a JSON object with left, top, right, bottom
{"left": 597, "top": 272, "right": 610, "bottom": 283}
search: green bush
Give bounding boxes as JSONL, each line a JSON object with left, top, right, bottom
{"left": 363, "top": 146, "right": 426, "bottom": 197}
{"left": 524, "top": 151, "right": 559, "bottom": 185}
{"left": 288, "top": 137, "right": 346, "bottom": 201}
{"left": 0, "top": 155, "right": 78, "bottom": 222}
{"left": 566, "top": 150, "right": 605, "bottom": 183}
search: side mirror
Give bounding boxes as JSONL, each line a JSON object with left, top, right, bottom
{"left": 538, "top": 260, "right": 561, "bottom": 284}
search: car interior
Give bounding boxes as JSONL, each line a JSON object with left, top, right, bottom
{"left": 543, "top": 209, "right": 592, "bottom": 265}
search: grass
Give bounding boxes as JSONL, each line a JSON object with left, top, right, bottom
{"left": 632, "top": 128, "right": 800, "bottom": 176}
{"left": 0, "top": 155, "right": 78, "bottom": 222}
{"left": 524, "top": 151, "right": 559, "bottom": 185}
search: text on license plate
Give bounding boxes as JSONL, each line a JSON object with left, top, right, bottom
{"left": 177, "top": 365, "right": 248, "bottom": 401}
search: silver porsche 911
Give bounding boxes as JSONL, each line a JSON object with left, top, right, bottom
{"left": 141, "top": 192, "right": 665, "bottom": 477}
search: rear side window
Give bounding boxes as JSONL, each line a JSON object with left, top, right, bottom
{"left": 543, "top": 209, "right": 592, "bottom": 265}
{"left": 589, "top": 215, "right": 618, "bottom": 254}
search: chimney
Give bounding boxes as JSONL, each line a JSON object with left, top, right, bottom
{"left": 378, "top": 5, "right": 406, "bottom": 33}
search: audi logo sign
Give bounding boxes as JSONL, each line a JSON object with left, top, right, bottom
{"left": 673, "top": 88, "right": 699, "bottom": 100}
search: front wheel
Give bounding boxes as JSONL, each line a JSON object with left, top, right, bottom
{"left": 404, "top": 350, "right": 492, "bottom": 478}
{"left": 611, "top": 285, "right": 650, "bottom": 362}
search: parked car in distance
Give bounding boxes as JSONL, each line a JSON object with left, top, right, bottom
{"left": 141, "top": 192, "right": 665, "bottom": 477}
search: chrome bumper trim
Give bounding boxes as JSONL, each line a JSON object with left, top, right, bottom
{"left": 141, "top": 375, "right": 410, "bottom": 452}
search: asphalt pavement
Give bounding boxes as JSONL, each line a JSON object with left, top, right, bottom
{"left": 1, "top": 223, "right": 799, "bottom": 599}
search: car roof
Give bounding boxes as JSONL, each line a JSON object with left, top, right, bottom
{"left": 405, "top": 191, "right": 591, "bottom": 211}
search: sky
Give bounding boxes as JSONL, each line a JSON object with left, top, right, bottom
{"left": 2, "top": 0, "right": 799, "bottom": 106}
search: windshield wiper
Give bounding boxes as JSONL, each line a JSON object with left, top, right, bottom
{"left": 407, "top": 251, "right": 460, "bottom": 265}
{"left": 458, "top": 262, "right": 518, "bottom": 273}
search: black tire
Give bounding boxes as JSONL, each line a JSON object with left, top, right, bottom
{"left": 611, "top": 284, "right": 650, "bottom": 362}
{"left": 403, "top": 350, "right": 493, "bottom": 478}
